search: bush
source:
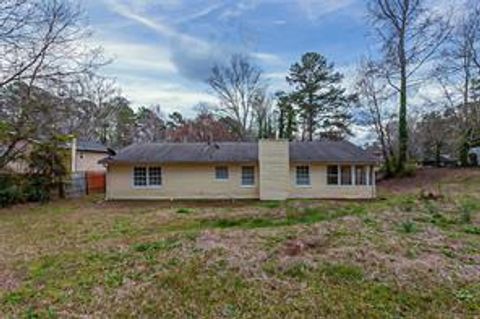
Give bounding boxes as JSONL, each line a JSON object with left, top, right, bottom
{"left": 0, "top": 185, "right": 24, "bottom": 207}
{"left": 23, "top": 176, "right": 50, "bottom": 203}
{"left": 0, "top": 174, "right": 51, "bottom": 207}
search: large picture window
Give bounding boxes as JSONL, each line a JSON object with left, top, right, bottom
{"left": 133, "top": 166, "right": 162, "bottom": 187}
{"left": 241, "top": 166, "right": 255, "bottom": 186}
{"left": 341, "top": 166, "right": 352, "bottom": 185}
{"left": 327, "top": 166, "right": 339, "bottom": 185}
{"left": 215, "top": 166, "right": 229, "bottom": 180}
{"left": 296, "top": 166, "right": 310, "bottom": 186}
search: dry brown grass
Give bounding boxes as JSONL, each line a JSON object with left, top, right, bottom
{"left": 0, "top": 169, "right": 479, "bottom": 317}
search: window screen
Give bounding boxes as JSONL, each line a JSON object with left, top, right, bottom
{"left": 241, "top": 166, "right": 255, "bottom": 186}
{"left": 327, "top": 165, "right": 339, "bottom": 185}
{"left": 296, "top": 166, "right": 310, "bottom": 186}
{"left": 341, "top": 166, "right": 352, "bottom": 185}
{"left": 215, "top": 166, "right": 229, "bottom": 180}
{"left": 148, "top": 167, "right": 162, "bottom": 186}
{"left": 133, "top": 167, "right": 147, "bottom": 186}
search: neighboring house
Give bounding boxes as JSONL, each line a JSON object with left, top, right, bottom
{"left": 469, "top": 147, "right": 480, "bottom": 166}
{"left": 100, "top": 140, "right": 377, "bottom": 200}
{"left": 421, "top": 154, "right": 458, "bottom": 167}
{"left": 1, "top": 138, "right": 114, "bottom": 174}
{"left": 70, "top": 139, "right": 115, "bottom": 172}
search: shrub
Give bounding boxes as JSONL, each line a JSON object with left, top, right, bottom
{"left": 0, "top": 185, "right": 24, "bottom": 207}
{"left": 23, "top": 176, "right": 50, "bottom": 203}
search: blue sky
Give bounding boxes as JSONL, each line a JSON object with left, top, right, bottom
{"left": 84, "top": 0, "right": 374, "bottom": 117}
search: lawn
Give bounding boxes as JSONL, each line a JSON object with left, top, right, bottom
{"left": 1, "top": 168, "right": 480, "bottom": 318}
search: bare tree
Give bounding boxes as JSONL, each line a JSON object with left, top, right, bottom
{"left": 368, "top": 0, "right": 451, "bottom": 172}
{"left": 207, "top": 54, "right": 267, "bottom": 140}
{"left": 0, "top": 0, "right": 107, "bottom": 169}
{"left": 356, "top": 59, "right": 396, "bottom": 175}
{"left": 0, "top": 0, "right": 106, "bottom": 90}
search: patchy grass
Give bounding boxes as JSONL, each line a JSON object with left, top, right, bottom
{"left": 1, "top": 169, "right": 480, "bottom": 317}
{"left": 176, "top": 207, "right": 194, "bottom": 214}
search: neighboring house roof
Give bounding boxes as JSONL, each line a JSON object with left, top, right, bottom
{"left": 100, "top": 141, "right": 377, "bottom": 165}
{"left": 72, "top": 140, "right": 115, "bottom": 155}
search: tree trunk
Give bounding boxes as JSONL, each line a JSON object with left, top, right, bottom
{"left": 397, "top": 28, "right": 408, "bottom": 173}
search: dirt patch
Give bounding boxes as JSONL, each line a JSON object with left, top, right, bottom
{"left": 378, "top": 168, "right": 480, "bottom": 194}
{"left": 0, "top": 268, "right": 21, "bottom": 292}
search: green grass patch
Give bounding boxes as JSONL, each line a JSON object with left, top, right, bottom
{"left": 399, "top": 220, "right": 417, "bottom": 234}
{"left": 320, "top": 263, "right": 364, "bottom": 282}
{"left": 176, "top": 208, "right": 193, "bottom": 214}
{"left": 132, "top": 238, "right": 180, "bottom": 252}
{"left": 464, "top": 226, "right": 480, "bottom": 235}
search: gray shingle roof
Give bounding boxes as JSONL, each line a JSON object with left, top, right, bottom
{"left": 104, "top": 142, "right": 258, "bottom": 164}
{"left": 290, "top": 141, "right": 377, "bottom": 163}
{"left": 101, "top": 141, "right": 376, "bottom": 165}
{"left": 76, "top": 140, "right": 114, "bottom": 154}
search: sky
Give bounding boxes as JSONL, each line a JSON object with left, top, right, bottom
{"left": 84, "top": 0, "right": 370, "bottom": 111}
{"left": 81, "top": 0, "right": 457, "bottom": 144}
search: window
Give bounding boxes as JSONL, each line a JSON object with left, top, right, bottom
{"left": 341, "top": 166, "right": 352, "bottom": 185}
{"left": 369, "top": 166, "right": 375, "bottom": 185}
{"left": 149, "top": 167, "right": 162, "bottom": 186}
{"left": 241, "top": 166, "right": 255, "bottom": 186}
{"left": 133, "top": 166, "right": 162, "bottom": 187}
{"left": 355, "top": 166, "right": 367, "bottom": 185}
{"left": 296, "top": 166, "right": 310, "bottom": 186}
{"left": 327, "top": 166, "right": 339, "bottom": 185}
{"left": 133, "top": 167, "right": 147, "bottom": 186}
{"left": 215, "top": 166, "right": 229, "bottom": 180}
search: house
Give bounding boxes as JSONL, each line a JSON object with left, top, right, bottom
{"left": 100, "top": 140, "right": 377, "bottom": 201}
{"left": 70, "top": 139, "right": 115, "bottom": 172}
{"left": 469, "top": 147, "right": 480, "bottom": 166}
{"left": 1, "top": 138, "right": 114, "bottom": 174}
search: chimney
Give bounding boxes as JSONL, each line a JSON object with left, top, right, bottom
{"left": 258, "top": 139, "right": 290, "bottom": 200}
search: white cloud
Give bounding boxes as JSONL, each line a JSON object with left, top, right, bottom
{"left": 100, "top": 41, "right": 178, "bottom": 74}
{"left": 252, "top": 52, "right": 284, "bottom": 66}
{"left": 117, "top": 75, "right": 217, "bottom": 115}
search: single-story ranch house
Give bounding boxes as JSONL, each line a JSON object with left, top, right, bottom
{"left": 100, "top": 140, "right": 377, "bottom": 200}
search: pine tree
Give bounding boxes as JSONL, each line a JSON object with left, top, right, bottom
{"left": 286, "top": 52, "right": 355, "bottom": 141}
{"left": 276, "top": 91, "right": 296, "bottom": 140}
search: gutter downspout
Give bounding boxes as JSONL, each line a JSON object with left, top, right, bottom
{"left": 71, "top": 137, "right": 77, "bottom": 173}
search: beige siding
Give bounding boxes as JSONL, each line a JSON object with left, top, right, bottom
{"left": 259, "top": 140, "right": 290, "bottom": 200}
{"left": 106, "top": 163, "right": 259, "bottom": 200}
{"left": 75, "top": 152, "right": 107, "bottom": 172}
{"left": 289, "top": 163, "right": 376, "bottom": 199}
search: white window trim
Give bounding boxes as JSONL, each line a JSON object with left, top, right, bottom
{"left": 240, "top": 166, "right": 255, "bottom": 188}
{"left": 295, "top": 165, "right": 311, "bottom": 187}
{"left": 132, "top": 166, "right": 162, "bottom": 189}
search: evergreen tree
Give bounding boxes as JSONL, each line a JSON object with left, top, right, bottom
{"left": 286, "top": 52, "right": 355, "bottom": 141}
{"left": 275, "top": 91, "right": 296, "bottom": 140}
